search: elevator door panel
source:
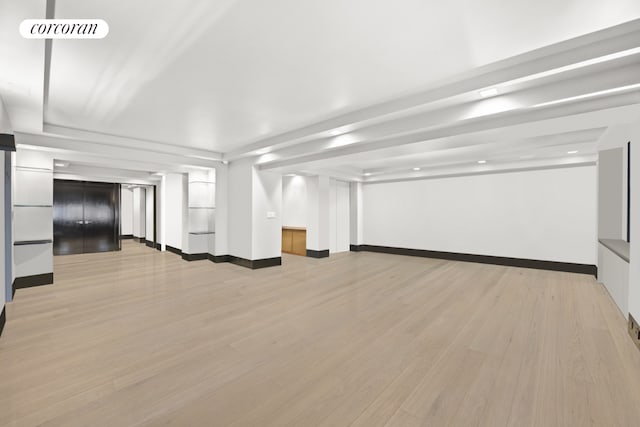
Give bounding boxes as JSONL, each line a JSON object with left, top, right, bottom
{"left": 83, "top": 182, "right": 118, "bottom": 253}
{"left": 53, "top": 180, "right": 120, "bottom": 255}
{"left": 53, "top": 180, "right": 85, "bottom": 255}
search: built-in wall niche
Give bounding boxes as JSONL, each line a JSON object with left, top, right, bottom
{"left": 187, "top": 170, "right": 215, "bottom": 255}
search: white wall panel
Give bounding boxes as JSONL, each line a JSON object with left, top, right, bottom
{"left": 14, "top": 206, "right": 52, "bottom": 241}
{"left": 363, "top": 166, "right": 597, "bottom": 264}
{"left": 598, "top": 244, "right": 629, "bottom": 316}
{"left": 14, "top": 169, "right": 52, "bottom": 205}
{"left": 14, "top": 243, "right": 53, "bottom": 277}
{"left": 282, "top": 175, "right": 307, "bottom": 228}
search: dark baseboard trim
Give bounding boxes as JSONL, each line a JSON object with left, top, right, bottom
{"left": 145, "top": 240, "right": 155, "bottom": 248}
{"left": 351, "top": 244, "right": 597, "bottom": 276}
{"left": 166, "top": 245, "right": 182, "bottom": 256}
{"left": 228, "top": 256, "right": 282, "bottom": 269}
{"left": 629, "top": 314, "right": 640, "bottom": 352}
{"left": 13, "top": 273, "right": 54, "bottom": 290}
{"left": 182, "top": 253, "right": 207, "bottom": 261}
{"left": 120, "top": 234, "right": 134, "bottom": 240}
{"left": 306, "top": 249, "right": 329, "bottom": 258}
{"left": 0, "top": 307, "right": 5, "bottom": 338}
{"left": 208, "top": 254, "right": 231, "bottom": 263}
{"left": 155, "top": 243, "right": 161, "bottom": 251}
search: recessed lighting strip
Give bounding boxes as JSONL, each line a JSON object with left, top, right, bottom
{"left": 501, "top": 46, "right": 640, "bottom": 88}
{"left": 532, "top": 82, "right": 640, "bottom": 108}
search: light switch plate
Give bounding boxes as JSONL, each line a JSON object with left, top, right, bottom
{"left": 267, "top": 211, "right": 276, "bottom": 219}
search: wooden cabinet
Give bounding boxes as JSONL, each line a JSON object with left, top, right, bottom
{"left": 282, "top": 227, "right": 306, "bottom": 256}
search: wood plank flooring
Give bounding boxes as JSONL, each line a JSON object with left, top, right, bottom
{"left": 1, "top": 241, "right": 640, "bottom": 426}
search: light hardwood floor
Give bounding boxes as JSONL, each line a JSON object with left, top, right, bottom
{"left": 1, "top": 241, "right": 640, "bottom": 426}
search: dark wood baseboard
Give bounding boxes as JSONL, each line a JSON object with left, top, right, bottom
{"left": 228, "top": 256, "right": 282, "bottom": 269}
{"left": 120, "top": 234, "right": 134, "bottom": 240}
{"left": 0, "top": 306, "right": 5, "bottom": 338}
{"left": 306, "top": 249, "right": 329, "bottom": 258}
{"left": 629, "top": 314, "right": 640, "bottom": 352}
{"left": 350, "top": 244, "right": 597, "bottom": 276}
{"left": 13, "top": 273, "right": 54, "bottom": 291}
{"left": 182, "top": 253, "right": 208, "bottom": 261}
{"left": 155, "top": 243, "right": 161, "bottom": 251}
{"left": 166, "top": 245, "right": 182, "bottom": 256}
{"left": 145, "top": 240, "right": 155, "bottom": 248}
{"left": 208, "top": 254, "right": 231, "bottom": 263}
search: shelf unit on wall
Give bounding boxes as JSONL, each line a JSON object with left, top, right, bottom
{"left": 186, "top": 170, "right": 216, "bottom": 255}
{"left": 13, "top": 160, "right": 54, "bottom": 278}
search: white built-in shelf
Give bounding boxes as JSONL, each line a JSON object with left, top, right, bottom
{"left": 189, "top": 231, "right": 215, "bottom": 235}
{"left": 188, "top": 206, "right": 215, "bottom": 209}
{"left": 15, "top": 204, "right": 53, "bottom": 208}
{"left": 14, "top": 239, "right": 53, "bottom": 246}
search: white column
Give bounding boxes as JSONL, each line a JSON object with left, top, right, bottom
{"left": 251, "top": 168, "right": 282, "bottom": 261}
{"left": 350, "top": 181, "right": 363, "bottom": 248}
{"left": 227, "top": 158, "right": 282, "bottom": 262}
{"left": 306, "top": 175, "right": 330, "bottom": 253}
{"left": 214, "top": 164, "right": 228, "bottom": 257}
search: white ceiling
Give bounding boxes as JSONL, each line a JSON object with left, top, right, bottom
{"left": 1, "top": 0, "right": 640, "bottom": 182}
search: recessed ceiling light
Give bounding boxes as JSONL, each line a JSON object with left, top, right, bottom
{"left": 479, "top": 88, "right": 499, "bottom": 98}
{"left": 54, "top": 162, "right": 68, "bottom": 167}
{"left": 477, "top": 160, "right": 487, "bottom": 164}
{"left": 222, "top": 160, "right": 228, "bottom": 165}
{"left": 413, "top": 167, "right": 421, "bottom": 171}
{"left": 567, "top": 150, "right": 578, "bottom": 154}
{"left": 255, "top": 148, "right": 269, "bottom": 155}
{"left": 364, "top": 173, "right": 371, "bottom": 176}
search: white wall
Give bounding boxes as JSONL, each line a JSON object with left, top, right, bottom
{"left": 165, "top": 173, "right": 184, "bottom": 250}
{"left": 0, "top": 154, "right": 6, "bottom": 312}
{"left": 120, "top": 187, "right": 133, "bottom": 236}
{"left": 282, "top": 175, "right": 307, "bottom": 228}
{"left": 626, "top": 122, "right": 640, "bottom": 321}
{"left": 363, "top": 166, "right": 597, "bottom": 265}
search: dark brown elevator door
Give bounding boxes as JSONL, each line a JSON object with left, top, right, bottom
{"left": 53, "top": 180, "right": 120, "bottom": 255}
